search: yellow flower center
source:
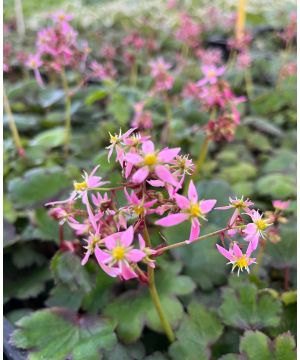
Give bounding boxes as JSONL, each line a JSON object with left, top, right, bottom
{"left": 144, "top": 153, "right": 157, "bottom": 166}
{"left": 112, "top": 246, "right": 126, "bottom": 260}
{"left": 208, "top": 70, "right": 216, "bottom": 78}
{"left": 190, "top": 203, "right": 201, "bottom": 217}
{"left": 235, "top": 255, "right": 249, "bottom": 269}
{"left": 109, "top": 133, "right": 119, "bottom": 144}
{"left": 255, "top": 219, "right": 267, "bottom": 231}
{"left": 74, "top": 181, "right": 88, "bottom": 191}
{"left": 133, "top": 205, "right": 144, "bottom": 216}
{"left": 233, "top": 200, "right": 245, "bottom": 209}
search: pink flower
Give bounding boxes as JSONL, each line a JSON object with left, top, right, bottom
{"left": 216, "top": 196, "right": 254, "bottom": 226}
{"left": 51, "top": 10, "right": 73, "bottom": 24}
{"left": 149, "top": 57, "right": 174, "bottom": 92}
{"left": 25, "top": 54, "right": 44, "bottom": 87}
{"left": 216, "top": 242, "right": 256, "bottom": 275}
{"left": 95, "top": 226, "right": 146, "bottom": 280}
{"left": 45, "top": 165, "right": 108, "bottom": 206}
{"left": 124, "top": 189, "right": 157, "bottom": 217}
{"left": 81, "top": 221, "right": 102, "bottom": 266}
{"left": 125, "top": 140, "right": 180, "bottom": 185}
{"left": 197, "top": 65, "right": 225, "bottom": 86}
{"left": 272, "top": 200, "right": 290, "bottom": 211}
{"left": 106, "top": 128, "right": 136, "bottom": 163}
{"left": 244, "top": 210, "right": 271, "bottom": 250}
{"left": 155, "top": 180, "right": 216, "bottom": 243}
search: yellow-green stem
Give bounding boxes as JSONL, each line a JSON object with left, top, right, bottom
{"left": 253, "top": 239, "right": 266, "bottom": 274}
{"left": 194, "top": 137, "right": 209, "bottom": 175}
{"left": 158, "top": 227, "right": 229, "bottom": 253}
{"left": 61, "top": 68, "right": 72, "bottom": 157}
{"left": 161, "top": 93, "right": 172, "bottom": 144}
{"left": 245, "top": 68, "right": 253, "bottom": 99}
{"left": 3, "top": 87, "right": 24, "bottom": 153}
{"left": 130, "top": 61, "right": 138, "bottom": 86}
{"left": 143, "top": 224, "right": 175, "bottom": 343}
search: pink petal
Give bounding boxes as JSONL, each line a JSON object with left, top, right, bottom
{"left": 233, "top": 243, "right": 243, "bottom": 258}
{"left": 175, "top": 194, "right": 190, "bottom": 210}
{"left": 188, "top": 180, "right": 198, "bottom": 202}
{"left": 215, "top": 205, "right": 232, "bottom": 210}
{"left": 200, "top": 199, "right": 216, "bottom": 214}
{"left": 125, "top": 152, "right": 143, "bottom": 165}
{"left": 126, "top": 249, "right": 146, "bottom": 262}
{"left": 138, "top": 234, "right": 145, "bottom": 249}
{"left": 125, "top": 162, "right": 133, "bottom": 178}
{"left": 81, "top": 250, "right": 91, "bottom": 266}
{"left": 155, "top": 213, "right": 189, "bottom": 227}
{"left": 99, "top": 261, "right": 120, "bottom": 278}
{"left": 216, "top": 244, "right": 235, "bottom": 261}
{"left": 89, "top": 165, "right": 100, "bottom": 178}
{"left": 103, "top": 233, "right": 119, "bottom": 250}
{"left": 119, "top": 262, "right": 138, "bottom": 280}
{"left": 187, "top": 218, "right": 200, "bottom": 243}
{"left": 246, "top": 242, "right": 254, "bottom": 258}
{"left": 132, "top": 166, "right": 150, "bottom": 183}
{"left": 244, "top": 223, "right": 257, "bottom": 236}
{"left": 142, "top": 140, "right": 155, "bottom": 154}
{"left": 158, "top": 147, "right": 181, "bottom": 162}
{"left": 120, "top": 226, "right": 134, "bottom": 247}
{"left": 154, "top": 165, "right": 178, "bottom": 186}
{"left": 94, "top": 246, "right": 112, "bottom": 263}
{"left": 147, "top": 179, "right": 164, "bottom": 187}
{"left": 229, "top": 208, "right": 239, "bottom": 226}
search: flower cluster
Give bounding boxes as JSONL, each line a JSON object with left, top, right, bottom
{"left": 149, "top": 57, "right": 174, "bottom": 93}
{"left": 46, "top": 130, "right": 281, "bottom": 280}
{"left": 25, "top": 11, "right": 89, "bottom": 85}
{"left": 184, "top": 65, "right": 246, "bottom": 141}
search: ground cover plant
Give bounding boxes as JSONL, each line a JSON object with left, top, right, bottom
{"left": 3, "top": 0, "right": 296, "bottom": 359}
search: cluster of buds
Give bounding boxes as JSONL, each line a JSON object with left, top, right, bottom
{"left": 149, "top": 57, "right": 174, "bottom": 93}
{"left": 46, "top": 130, "right": 282, "bottom": 280}
{"left": 175, "top": 12, "right": 202, "bottom": 48}
{"left": 184, "top": 65, "right": 246, "bottom": 141}
{"left": 25, "top": 11, "right": 90, "bottom": 86}
{"left": 278, "top": 11, "right": 297, "bottom": 45}
{"left": 131, "top": 102, "right": 153, "bottom": 130}
{"left": 228, "top": 32, "right": 253, "bottom": 70}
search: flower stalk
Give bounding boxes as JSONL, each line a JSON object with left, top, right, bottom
{"left": 3, "top": 87, "right": 25, "bottom": 156}
{"left": 61, "top": 68, "right": 72, "bottom": 157}
{"left": 143, "top": 223, "right": 175, "bottom": 343}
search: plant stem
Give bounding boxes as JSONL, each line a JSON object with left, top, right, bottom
{"left": 161, "top": 92, "right": 172, "bottom": 145}
{"left": 235, "top": 0, "right": 247, "bottom": 41}
{"left": 157, "top": 227, "right": 228, "bottom": 254}
{"left": 284, "top": 266, "right": 289, "bottom": 291}
{"left": 3, "top": 87, "right": 24, "bottom": 156}
{"left": 143, "top": 224, "right": 175, "bottom": 343}
{"left": 253, "top": 239, "right": 266, "bottom": 274}
{"left": 194, "top": 136, "right": 209, "bottom": 176}
{"left": 61, "top": 68, "right": 72, "bottom": 157}
{"left": 245, "top": 68, "right": 253, "bottom": 99}
{"left": 14, "top": 0, "right": 25, "bottom": 40}
{"left": 130, "top": 61, "right": 138, "bottom": 86}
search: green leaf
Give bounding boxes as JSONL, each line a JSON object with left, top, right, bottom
{"left": 51, "top": 251, "right": 93, "bottom": 293}
{"left": 264, "top": 149, "right": 296, "bottom": 174}
{"left": 11, "top": 308, "right": 117, "bottom": 360}
{"left": 219, "top": 280, "right": 282, "bottom": 330}
{"left": 8, "top": 167, "right": 70, "bottom": 208}
{"left": 38, "top": 88, "right": 65, "bottom": 108}
{"left": 46, "top": 284, "right": 84, "bottom": 311}
{"left": 29, "top": 127, "right": 65, "bottom": 149}
{"left": 12, "top": 243, "right": 47, "bottom": 269}
{"left": 4, "top": 266, "right": 51, "bottom": 302}
{"left": 243, "top": 116, "right": 283, "bottom": 138}
{"left": 103, "top": 263, "right": 195, "bottom": 343}
{"left": 85, "top": 89, "right": 108, "bottom": 105}
{"left": 164, "top": 223, "right": 227, "bottom": 291}
{"left": 107, "top": 93, "right": 131, "bottom": 126}
{"left": 266, "top": 222, "right": 296, "bottom": 268}
{"left": 169, "top": 302, "right": 223, "bottom": 360}
{"left": 256, "top": 174, "right": 296, "bottom": 198}
{"left": 240, "top": 331, "right": 296, "bottom": 360}
{"left": 104, "top": 342, "right": 145, "bottom": 360}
